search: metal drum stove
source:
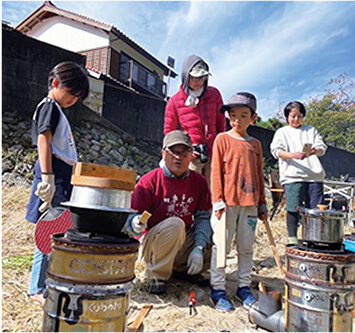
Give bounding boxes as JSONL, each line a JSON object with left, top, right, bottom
{"left": 42, "top": 163, "right": 139, "bottom": 332}
{"left": 285, "top": 207, "right": 355, "bottom": 332}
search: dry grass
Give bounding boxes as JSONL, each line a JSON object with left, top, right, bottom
{"left": 2, "top": 185, "right": 353, "bottom": 332}
{"left": 2, "top": 186, "right": 44, "bottom": 332}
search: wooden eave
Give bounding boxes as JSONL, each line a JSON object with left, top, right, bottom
{"left": 16, "top": 1, "right": 177, "bottom": 78}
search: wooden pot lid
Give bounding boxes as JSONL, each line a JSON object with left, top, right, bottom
{"left": 71, "top": 162, "right": 137, "bottom": 190}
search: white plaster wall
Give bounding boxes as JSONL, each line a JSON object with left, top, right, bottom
{"left": 84, "top": 76, "right": 104, "bottom": 115}
{"left": 28, "top": 17, "right": 108, "bottom": 52}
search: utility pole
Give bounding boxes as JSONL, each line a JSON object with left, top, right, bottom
{"left": 165, "top": 56, "right": 175, "bottom": 102}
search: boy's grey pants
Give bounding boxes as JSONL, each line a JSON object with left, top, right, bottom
{"left": 210, "top": 205, "right": 257, "bottom": 290}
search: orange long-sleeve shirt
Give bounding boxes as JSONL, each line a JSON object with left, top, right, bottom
{"left": 211, "top": 132, "right": 267, "bottom": 209}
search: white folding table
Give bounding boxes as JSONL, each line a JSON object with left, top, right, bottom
{"left": 323, "top": 180, "right": 355, "bottom": 226}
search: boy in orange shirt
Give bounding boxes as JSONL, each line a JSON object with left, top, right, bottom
{"left": 210, "top": 92, "right": 268, "bottom": 311}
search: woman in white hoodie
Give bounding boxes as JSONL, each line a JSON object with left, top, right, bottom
{"left": 270, "top": 101, "right": 327, "bottom": 244}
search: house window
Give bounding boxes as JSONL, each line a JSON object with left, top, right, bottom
{"left": 119, "top": 52, "right": 166, "bottom": 98}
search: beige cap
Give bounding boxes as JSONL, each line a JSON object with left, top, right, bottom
{"left": 163, "top": 130, "right": 192, "bottom": 149}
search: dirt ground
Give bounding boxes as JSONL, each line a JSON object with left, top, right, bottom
{"left": 2, "top": 185, "right": 353, "bottom": 332}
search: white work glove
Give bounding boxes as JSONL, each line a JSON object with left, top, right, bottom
{"left": 187, "top": 247, "right": 204, "bottom": 275}
{"left": 35, "top": 174, "right": 56, "bottom": 213}
{"left": 131, "top": 215, "right": 146, "bottom": 234}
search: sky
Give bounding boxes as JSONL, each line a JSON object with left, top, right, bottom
{"left": 2, "top": 1, "right": 355, "bottom": 121}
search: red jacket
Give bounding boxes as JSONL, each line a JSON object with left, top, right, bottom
{"left": 164, "top": 85, "right": 225, "bottom": 158}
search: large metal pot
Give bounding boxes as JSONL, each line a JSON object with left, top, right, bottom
{"left": 298, "top": 207, "right": 347, "bottom": 244}
{"left": 69, "top": 186, "right": 132, "bottom": 209}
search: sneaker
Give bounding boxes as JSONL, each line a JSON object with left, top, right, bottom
{"left": 146, "top": 279, "right": 167, "bottom": 294}
{"left": 236, "top": 286, "right": 256, "bottom": 309}
{"left": 288, "top": 236, "right": 298, "bottom": 245}
{"left": 211, "top": 289, "right": 234, "bottom": 312}
{"left": 171, "top": 270, "right": 210, "bottom": 287}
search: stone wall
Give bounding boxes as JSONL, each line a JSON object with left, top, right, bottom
{"left": 2, "top": 108, "right": 161, "bottom": 187}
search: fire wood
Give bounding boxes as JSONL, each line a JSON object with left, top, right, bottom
{"left": 259, "top": 281, "right": 267, "bottom": 292}
{"left": 127, "top": 304, "right": 152, "bottom": 331}
{"left": 263, "top": 218, "right": 284, "bottom": 275}
{"left": 139, "top": 211, "right": 151, "bottom": 224}
{"left": 216, "top": 212, "right": 227, "bottom": 268}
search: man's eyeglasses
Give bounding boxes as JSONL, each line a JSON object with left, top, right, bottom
{"left": 165, "top": 147, "right": 192, "bottom": 158}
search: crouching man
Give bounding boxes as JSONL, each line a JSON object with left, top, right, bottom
{"left": 124, "top": 130, "right": 212, "bottom": 294}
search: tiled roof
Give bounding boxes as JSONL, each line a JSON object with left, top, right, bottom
{"left": 16, "top": 1, "right": 177, "bottom": 77}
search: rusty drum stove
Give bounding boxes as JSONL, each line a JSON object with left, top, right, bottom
{"left": 43, "top": 163, "right": 139, "bottom": 332}
{"left": 285, "top": 208, "right": 355, "bottom": 332}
